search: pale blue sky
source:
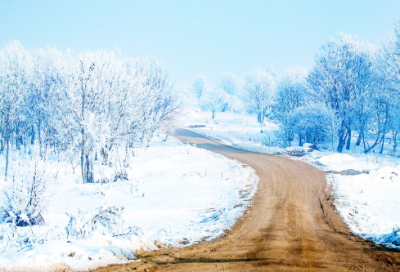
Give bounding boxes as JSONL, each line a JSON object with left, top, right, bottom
{"left": 1, "top": 0, "right": 399, "bottom": 89}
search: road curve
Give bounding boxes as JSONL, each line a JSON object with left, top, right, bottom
{"left": 94, "top": 129, "right": 400, "bottom": 272}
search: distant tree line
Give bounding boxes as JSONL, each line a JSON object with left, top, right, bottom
{"left": 193, "top": 21, "right": 400, "bottom": 154}
{"left": 0, "top": 41, "right": 179, "bottom": 182}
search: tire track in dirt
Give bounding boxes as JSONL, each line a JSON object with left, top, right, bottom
{"left": 93, "top": 129, "right": 400, "bottom": 272}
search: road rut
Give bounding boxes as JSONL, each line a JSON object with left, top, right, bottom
{"left": 93, "top": 129, "right": 400, "bottom": 272}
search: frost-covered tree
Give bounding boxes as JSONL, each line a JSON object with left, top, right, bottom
{"left": 192, "top": 76, "right": 207, "bottom": 99}
{"left": 308, "top": 33, "right": 376, "bottom": 153}
{"left": 388, "top": 99, "right": 400, "bottom": 154}
{"left": 274, "top": 67, "right": 308, "bottom": 146}
{"left": 63, "top": 53, "right": 179, "bottom": 183}
{"left": 28, "top": 46, "right": 69, "bottom": 156}
{"left": 226, "top": 95, "right": 245, "bottom": 113}
{"left": 0, "top": 41, "right": 32, "bottom": 178}
{"left": 199, "top": 89, "right": 229, "bottom": 119}
{"left": 244, "top": 67, "right": 276, "bottom": 123}
{"left": 378, "top": 21, "right": 400, "bottom": 154}
{"left": 64, "top": 50, "right": 127, "bottom": 183}
{"left": 134, "top": 58, "right": 180, "bottom": 142}
{"left": 216, "top": 73, "right": 245, "bottom": 113}
{"left": 288, "top": 102, "right": 336, "bottom": 147}
{"left": 216, "top": 73, "right": 240, "bottom": 96}
{"left": 380, "top": 21, "right": 400, "bottom": 95}
{"left": 0, "top": 42, "right": 180, "bottom": 183}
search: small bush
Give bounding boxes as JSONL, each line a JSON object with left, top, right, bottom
{"left": 1, "top": 160, "right": 54, "bottom": 227}
{"left": 65, "top": 206, "right": 125, "bottom": 239}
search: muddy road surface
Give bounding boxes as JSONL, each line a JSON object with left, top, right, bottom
{"left": 94, "top": 129, "right": 400, "bottom": 272}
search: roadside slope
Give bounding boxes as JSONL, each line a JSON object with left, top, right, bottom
{"left": 94, "top": 129, "right": 400, "bottom": 272}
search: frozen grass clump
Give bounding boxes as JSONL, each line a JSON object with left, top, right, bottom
{"left": 65, "top": 206, "right": 125, "bottom": 239}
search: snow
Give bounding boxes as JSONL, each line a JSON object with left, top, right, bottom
{"left": 181, "top": 106, "right": 281, "bottom": 154}
{"left": 2, "top": 103, "right": 400, "bottom": 271}
{"left": 321, "top": 160, "right": 400, "bottom": 249}
{"left": 183, "top": 106, "right": 400, "bottom": 250}
{"left": 0, "top": 136, "right": 258, "bottom": 271}
{"left": 315, "top": 153, "right": 377, "bottom": 171}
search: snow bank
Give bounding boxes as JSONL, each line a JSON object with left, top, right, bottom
{"left": 323, "top": 162, "right": 400, "bottom": 249}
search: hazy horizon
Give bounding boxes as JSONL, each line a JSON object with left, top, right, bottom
{"left": 1, "top": 0, "right": 400, "bottom": 90}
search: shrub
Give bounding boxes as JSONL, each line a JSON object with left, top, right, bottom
{"left": 1, "top": 160, "right": 54, "bottom": 227}
{"left": 65, "top": 206, "right": 125, "bottom": 239}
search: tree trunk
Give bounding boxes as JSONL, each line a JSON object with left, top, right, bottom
{"left": 257, "top": 112, "right": 262, "bottom": 123}
{"left": 380, "top": 133, "right": 386, "bottom": 154}
{"left": 346, "top": 129, "right": 351, "bottom": 150}
{"left": 363, "top": 131, "right": 382, "bottom": 153}
{"left": 38, "top": 119, "right": 43, "bottom": 158}
{"left": 83, "top": 154, "right": 93, "bottom": 183}
{"left": 123, "top": 145, "right": 129, "bottom": 167}
{"left": 337, "top": 122, "right": 347, "bottom": 153}
{"left": 287, "top": 130, "right": 291, "bottom": 147}
{"left": 80, "top": 68, "right": 87, "bottom": 183}
{"left": 5, "top": 136, "right": 9, "bottom": 178}
{"left": 101, "top": 147, "right": 108, "bottom": 165}
{"left": 393, "top": 132, "right": 398, "bottom": 155}
{"left": 31, "top": 125, "right": 35, "bottom": 145}
{"left": 15, "top": 124, "right": 20, "bottom": 151}
{"left": 356, "top": 132, "right": 362, "bottom": 146}
{"left": 81, "top": 145, "right": 86, "bottom": 183}
{"left": 379, "top": 106, "right": 389, "bottom": 154}
{"left": 81, "top": 149, "right": 94, "bottom": 183}
{"left": 4, "top": 111, "right": 11, "bottom": 178}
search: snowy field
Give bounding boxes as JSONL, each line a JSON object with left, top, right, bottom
{"left": 181, "top": 106, "right": 281, "bottom": 154}
{"left": 183, "top": 106, "right": 400, "bottom": 250}
{"left": 0, "top": 136, "right": 258, "bottom": 271}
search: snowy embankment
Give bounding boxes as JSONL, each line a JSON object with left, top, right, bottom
{"left": 309, "top": 153, "right": 400, "bottom": 248}
{"left": 183, "top": 106, "right": 400, "bottom": 250}
{"left": 0, "top": 136, "right": 258, "bottom": 271}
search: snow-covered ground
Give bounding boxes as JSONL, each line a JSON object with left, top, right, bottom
{"left": 313, "top": 153, "right": 400, "bottom": 248}
{"left": 182, "top": 106, "right": 400, "bottom": 250}
{"left": 181, "top": 106, "right": 281, "bottom": 154}
{"left": 0, "top": 136, "right": 258, "bottom": 271}
{"left": 1, "top": 104, "right": 399, "bottom": 271}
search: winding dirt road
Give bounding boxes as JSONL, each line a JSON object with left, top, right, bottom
{"left": 94, "top": 129, "right": 400, "bottom": 272}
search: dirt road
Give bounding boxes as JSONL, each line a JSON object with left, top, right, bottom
{"left": 94, "top": 129, "right": 400, "bottom": 272}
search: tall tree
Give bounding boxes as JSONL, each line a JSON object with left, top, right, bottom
{"left": 244, "top": 67, "right": 276, "bottom": 123}
{"left": 377, "top": 20, "right": 400, "bottom": 154}
{"left": 191, "top": 76, "right": 207, "bottom": 99}
{"left": 216, "top": 73, "right": 240, "bottom": 96}
{"left": 308, "top": 33, "right": 376, "bottom": 153}
{"left": 0, "top": 41, "right": 32, "bottom": 178}
{"left": 199, "top": 89, "right": 228, "bottom": 119}
{"left": 274, "top": 67, "right": 308, "bottom": 146}
{"left": 0, "top": 42, "right": 179, "bottom": 183}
